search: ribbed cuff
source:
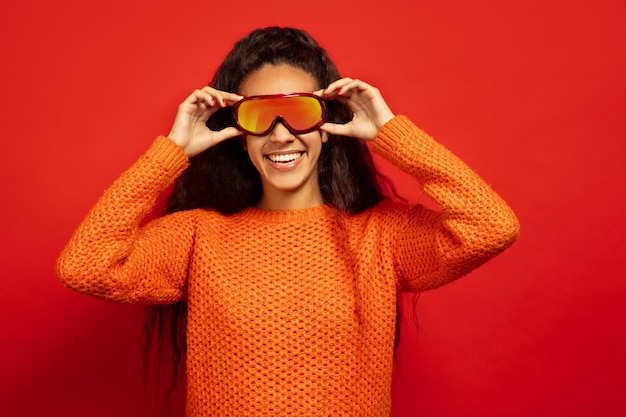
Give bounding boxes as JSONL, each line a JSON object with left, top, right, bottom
{"left": 373, "top": 115, "right": 436, "bottom": 169}
{"left": 143, "top": 136, "right": 190, "bottom": 179}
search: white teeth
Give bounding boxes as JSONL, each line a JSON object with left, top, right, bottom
{"left": 268, "top": 152, "right": 303, "bottom": 163}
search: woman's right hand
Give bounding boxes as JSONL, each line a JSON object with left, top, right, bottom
{"left": 168, "top": 87, "right": 243, "bottom": 157}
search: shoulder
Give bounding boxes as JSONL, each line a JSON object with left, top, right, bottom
{"left": 355, "top": 199, "right": 432, "bottom": 217}
{"left": 346, "top": 200, "right": 437, "bottom": 230}
{"left": 150, "top": 207, "right": 226, "bottom": 226}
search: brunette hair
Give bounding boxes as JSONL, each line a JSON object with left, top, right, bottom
{"left": 144, "top": 26, "right": 401, "bottom": 385}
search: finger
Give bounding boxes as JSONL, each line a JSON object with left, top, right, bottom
{"left": 319, "top": 122, "right": 352, "bottom": 137}
{"left": 208, "top": 91, "right": 244, "bottom": 107}
{"left": 322, "top": 78, "right": 354, "bottom": 97}
{"left": 221, "top": 91, "right": 245, "bottom": 102}
{"left": 335, "top": 79, "right": 373, "bottom": 98}
{"left": 211, "top": 126, "right": 244, "bottom": 144}
{"left": 219, "top": 94, "right": 244, "bottom": 108}
{"left": 200, "top": 87, "right": 243, "bottom": 107}
{"left": 189, "top": 89, "right": 217, "bottom": 107}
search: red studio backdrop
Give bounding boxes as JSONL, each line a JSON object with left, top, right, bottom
{"left": 1, "top": 0, "right": 625, "bottom": 416}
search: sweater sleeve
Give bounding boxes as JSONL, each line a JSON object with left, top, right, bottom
{"left": 373, "top": 116, "right": 520, "bottom": 292}
{"left": 56, "top": 136, "right": 195, "bottom": 304}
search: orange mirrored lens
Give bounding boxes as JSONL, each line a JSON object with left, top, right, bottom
{"left": 237, "top": 96, "right": 323, "bottom": 134}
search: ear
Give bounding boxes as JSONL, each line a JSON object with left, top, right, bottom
{"left": 321, "top": 131, "right": 329, "bottom": 144}
{"left": 240, "top": 136, "right": 248, "bottom": 150}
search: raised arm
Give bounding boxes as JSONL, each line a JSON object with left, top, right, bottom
{"left": 56, "top": 137, "right": 194, "bottom": 303}
{"left": 374, "top": 116, "right": 520, "bottom": 291}
{"left": 319, "top": 78, "right": 519, "bottom": 291}
{"left": 57, "top": 87, "right": 245, "bottom": 303}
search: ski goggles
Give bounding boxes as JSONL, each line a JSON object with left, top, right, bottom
{"left": 232, "top": 93, "right": 327, "bottom": 136}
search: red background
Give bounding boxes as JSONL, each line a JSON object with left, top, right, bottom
{"left": 1, "top": 0, "right": 625, "bottom": 416}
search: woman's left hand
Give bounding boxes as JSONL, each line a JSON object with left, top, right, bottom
{"left": 315, "top": 78, "right": 395, "bottom": 141}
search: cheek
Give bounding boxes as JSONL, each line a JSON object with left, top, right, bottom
{"left": 244, "top": 139, "right": 267, "bottom": 172}
{"left": 305, "top": 132, "right": 326, "bottom": 154}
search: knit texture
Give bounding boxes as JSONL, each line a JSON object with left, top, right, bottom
{"left": 57, "top": 116, "right": 519, "bottom": 416}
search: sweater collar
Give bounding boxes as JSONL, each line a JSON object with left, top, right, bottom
{"left": 237, "top": 203, "right": 337, "bottom": 223}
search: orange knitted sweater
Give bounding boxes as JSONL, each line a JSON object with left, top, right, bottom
{"left": 57, "top": 115, "right": 519, "bottom": 416}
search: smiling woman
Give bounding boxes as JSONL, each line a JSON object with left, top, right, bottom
{"left": 55, "top": 26, "right": 519, "bottom": 417}
{"left": 239, "top": 65, "right": 329, "bottom": 210}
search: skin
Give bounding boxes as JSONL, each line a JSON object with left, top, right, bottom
{"left": 167, "top": 64, "right": 395, "bottom": 210}
{"left": 239, "top": 65, "right": 327, "bottom": 210}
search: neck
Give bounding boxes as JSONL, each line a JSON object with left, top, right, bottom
{"left": 256, "top": 184, "right": 325, "bottom": 211}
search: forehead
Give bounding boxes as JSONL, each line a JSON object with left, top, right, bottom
{"left": 239, "top": 64, "right": 318, "bottom": 96}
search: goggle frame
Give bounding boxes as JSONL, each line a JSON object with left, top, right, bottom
{"left": 232, "top": 92, "right": 328, "bottom": 136}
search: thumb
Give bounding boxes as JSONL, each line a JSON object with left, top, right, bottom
{"left": 320, "top": 122, "right": 351, "bottom": 137}
{"left": 212, "top": 127, "right": 244, "bottom": 145}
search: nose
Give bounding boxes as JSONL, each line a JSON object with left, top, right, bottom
{"left": 268, "top": 119, "right": 296, "bottom": 144}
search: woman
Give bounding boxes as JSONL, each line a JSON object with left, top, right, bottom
{"left": 57, "top": 26, "right": 519, "bottom": 416}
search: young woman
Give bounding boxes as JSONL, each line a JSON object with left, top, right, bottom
{"left": 57, "top": 26, "right": 519, "bottom": 416}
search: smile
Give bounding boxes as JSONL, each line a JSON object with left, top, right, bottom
{"left": 266, "top": 152, "right": 304, "bottom": 164}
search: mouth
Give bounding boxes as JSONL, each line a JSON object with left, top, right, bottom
{"left": 265, "top": 152, "right": 304, "bottom": 164}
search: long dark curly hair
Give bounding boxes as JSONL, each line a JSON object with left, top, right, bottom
{"left": 143, "top": 26, "right": 405, "bottom": 386}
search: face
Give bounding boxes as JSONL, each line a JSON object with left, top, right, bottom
{"left": 239, "top": 64, "right": 328, "bottom": 210}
